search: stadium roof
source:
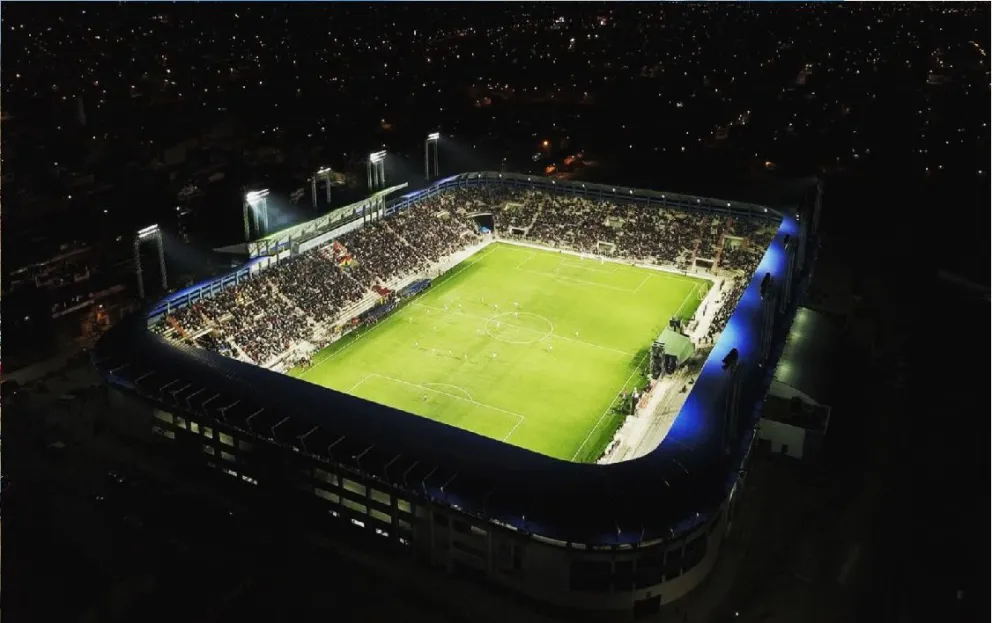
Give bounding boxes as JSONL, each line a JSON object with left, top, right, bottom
{"left": 658, "top": 328, "right": 694, "bottom": 366}
{"left": 257, "top": 183, "right": 408, "bottom": 243}
{"left": 772, "top": 306, "right": 839, "bottom": 406}
{"left": 94, "top": 173, "right": 802, "bottom": 546}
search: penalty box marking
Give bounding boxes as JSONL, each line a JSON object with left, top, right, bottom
{"left": 349, "top": 373, "right": 525, "bottom": 442}
{"left": 559, "top": 258, "right": 619, "bottom": 274}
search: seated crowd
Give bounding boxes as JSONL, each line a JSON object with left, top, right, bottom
{"left": 163, "top": 185, "right": 775, "bottom": 367}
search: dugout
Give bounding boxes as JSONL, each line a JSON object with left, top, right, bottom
{"left": 651, "top": 328, "right": 695, "bottom": 378}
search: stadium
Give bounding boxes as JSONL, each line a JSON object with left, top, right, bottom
{"left": 93, "top": 171, "right": 820, "bottom": 617}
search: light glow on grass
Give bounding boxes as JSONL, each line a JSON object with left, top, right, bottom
{"left": 291, "top": 244, "right": 708, "bottom": 463}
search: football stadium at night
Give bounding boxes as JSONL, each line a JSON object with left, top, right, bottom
{"left": 93, "top": 171, "right": 821, "bottom": 616}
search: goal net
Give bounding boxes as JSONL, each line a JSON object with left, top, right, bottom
{"left": 595, "top": 241, "right": 617, "bottom": 255}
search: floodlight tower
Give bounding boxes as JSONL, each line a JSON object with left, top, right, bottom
{"left": 243, "top": 189, "right": 271, "bottom": 241}
{"left": 367, "top": 151, "right": 386, "bottom": 190}
{"left": 425, "top": 132, "right": 440, "bottom": 180}
{"left": 133, "top": 224, "right": 167, "bottom": 300}
{"left": 311, "top": 167, "right": 334, "bottom": 210}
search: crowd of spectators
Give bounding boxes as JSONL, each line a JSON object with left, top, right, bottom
{"left": 704, "top": 277, "right": 748, "bottom": 343}
{"left": 390, "top": 200, "right": 477, "bottom": 263}
{"left": 695, "top": 216, "right": 726, "bottom": 259}
{"left": 283, "top": 252, "right": 366, "bottom": 323}
{"left": 719, "top": 245, "right": 762, "bottom": 273}
{"left": 163, "top": 185, "right": 774, "bottom": 366}
{"left": 495, "top": 192, "right": 772, "bottom": 276}
{"left": 165, "top": 197, "right": 478, "bottom": 365}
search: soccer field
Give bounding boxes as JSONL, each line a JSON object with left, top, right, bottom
{"left": 291, "top": 243, "right": 709, "bottom": 463}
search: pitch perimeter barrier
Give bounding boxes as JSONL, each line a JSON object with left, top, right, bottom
{"left": 399, "top": 279, "right": 432, "bottom": 298}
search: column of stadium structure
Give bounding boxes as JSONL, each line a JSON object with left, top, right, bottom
{"left": 721, "top": 359, "right": 744, "bottom": 454}
{"left": 368, "top": 151, "right": 386, "bottom": 191}
{"left": 242, "top": 187, "right": 252, "bottom": 242}
{"left": 133, "top": 236, "right": 144, "bottom": 300}
{"left": 780, "top": 245, "right": 796, "bottom": 315}
{"left": 134, "top": 224, "right": 167, "bottom": 300}
{"left": 311, "top": 167, "right": 333, "bottom": 211}
{"left": 760, "top": 285, "right": 777, "bottom": 362}
{"left": 244, "top": 189, "right": 270, "bottom": 239}
{"left": 425, "top": 132, "right": 439, "bottom": 180}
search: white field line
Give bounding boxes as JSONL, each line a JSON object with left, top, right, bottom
{"left": 366, "top": 373, "right": 525, "bottom": 440}
{"left": 299, "top": 315, "right": 398, "bottom": 380}
{"left": 432, "top": 244, "right": 499, "bottom": 288}
{"left": 515, "top": 251, "right": 537, "bottom": 270}
{"left": 412, "top": 302, "right": 635, "bottom": 357}
{"left": 516, "top": 266, "right": 644, "bottom": 293}
{"left": 502, "top": 415, "right": 525, "bottom": 442}
{"left": 559, "top": 258, "right": 618, "bottom": 274}
{"left": 673, "top": 282, "right": 700, "bottom": 319}
{"left": 423, "top": 382, "right": 474, "bottom": 401}
{"left": 348, "top": 374, "right": 375, "bottom": 393}
{"left": 571, "top": 352, "right": 650, "bottom": 462}
{"left": 632, "top": 274, "right": 653, "bottom": 294}
{"left": 497, "top": 237, "right": 712, "bottom": 284}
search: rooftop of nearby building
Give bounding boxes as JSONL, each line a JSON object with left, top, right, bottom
{"left": 772, "top": 306, "right": 841, "bottom": 407}
{"left": 762, "top": 393, "right": 830, "bottom": 433}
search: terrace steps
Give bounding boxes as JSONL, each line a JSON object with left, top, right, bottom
{"left": 712, "top": 217, "right": 735, "bottom": 268}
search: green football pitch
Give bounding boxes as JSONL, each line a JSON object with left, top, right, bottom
{"left": 290, "top": 243, "right": 709, "bottom": 463}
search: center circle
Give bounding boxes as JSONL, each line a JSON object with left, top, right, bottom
{"left": 484, "top": 312, "right": 554, "bottom": 345}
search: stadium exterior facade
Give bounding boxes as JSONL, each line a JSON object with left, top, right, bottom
{"left": 93, "top": 172, "right": 820, "bottom": 617}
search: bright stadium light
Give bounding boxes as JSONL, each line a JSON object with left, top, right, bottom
{"left": 316, "top": 166, "right": 333, "bottom": 175}
{"left": 245, "top": 189, "right": 270, "bottom": 204}
{"left": 137, "top": 224, "right": 159, "bottom": 239}
{"left": 369, "top": 150, "right": 386, "bottom": 163}
{"left": 427, "top": 132, "right": 440, "bottom": 141}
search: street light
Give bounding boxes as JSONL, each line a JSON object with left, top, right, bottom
{"left": 243, "top": 189, "right": 270, "bottom": 241}
{"left": 134, "top": 224, "right": 166, "bottom": 300}
{"left": 368, "top": 151, "right": 386, "bottom": 190}
{"left": 425, "top": 132, "right": 440, "bottom": 180}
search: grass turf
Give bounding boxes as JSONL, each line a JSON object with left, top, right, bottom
{"left": 290, "top": 243, "right": 708, "bottom": 463}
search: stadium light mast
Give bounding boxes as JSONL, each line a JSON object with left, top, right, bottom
{"left": 367, "top": 151, "right": 386, "bottom": 191}
{"left": 311, "top": 167, "right": 334, "bottom": 210}
{"left": 243, "top": 189, "right": 271, "bottom": 241}
{"left": 133, "top": 224, "right": 167, "bottom": 300}
{"left": 425, "top": 132, "right": 440, "bottom": 180}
